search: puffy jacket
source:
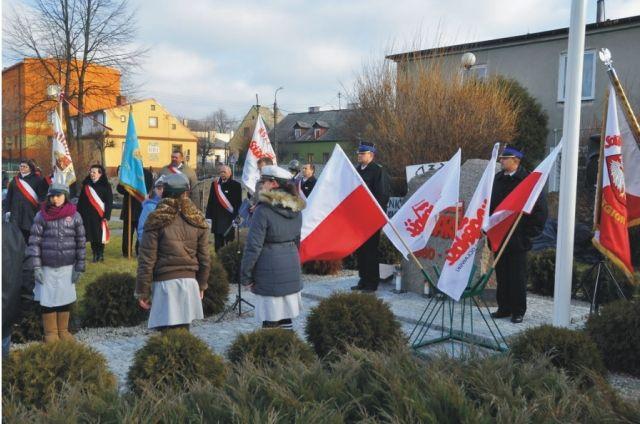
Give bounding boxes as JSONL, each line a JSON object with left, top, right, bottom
{"left": 240, "top": 190, "right": 305, "bottom": 297}
{"left": 28, "top": 209, "right": 86, "bottom": 272}
{"left": 136, "top": 197, "right": 211, "bottom": 298}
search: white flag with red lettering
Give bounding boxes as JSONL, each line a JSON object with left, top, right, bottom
{"left": 300, "top": 144, "right": 388, "bottom": 262}
{"left": 486, "top": 141, "right": 562, "bottom": 251}
{"left": 241, "top": 115, "right": 277, "bottom": 193}
{"left": 437, "top": 143, "right": 499, "bottom": 300}
{"left": 52, "top": 110, "right": 76, "bottom": 186}
{"left": 383, "top": 150, "right": 461, "bottom": 258}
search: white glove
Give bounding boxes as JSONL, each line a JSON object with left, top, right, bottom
{"left": 4, "top": 212, "right": 10, "bottom": 223}
{"left": 34, "top": 267, "right": 44, "bottom": 284}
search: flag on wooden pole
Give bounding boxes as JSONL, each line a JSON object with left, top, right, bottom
{"left": 241, "top": 115, "right": 277, "bottom": 193}
{"left": 51, "top": 110, "right": 76, "bottom": 186}
{"left": 118, "top": 109, "right": 147, "bottom": 202}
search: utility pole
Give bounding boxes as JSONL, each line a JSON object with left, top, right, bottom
{"left": 338, "top": 92, "right": 342, "bottom": 110}
{"left": 273, "top": 87, "right": 283, "bottom": 157}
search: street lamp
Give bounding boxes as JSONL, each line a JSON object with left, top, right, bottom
{"left": 460, "top": 52, "right": 476, "bottom": 82}
{"left": 46, "top": 84, "right": 62, "bottom": 99}
{"left": 273, "top": 86, "right": 284, "bottom": 157}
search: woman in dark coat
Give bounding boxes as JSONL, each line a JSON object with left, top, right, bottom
{"left": 6, "top": 160, "right": 46, "bottom": 242}
{"left": 78, "top": 164, "right": 113, "bottom": 262}
{"left": 240, "top": 165, "right": 305, "bottom": 330}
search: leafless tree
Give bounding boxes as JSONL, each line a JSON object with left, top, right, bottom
{"left": 4, "top": 0, "right": 147, "bottom": 169}
{"left": 187, "top": 109, "right": 237, "bottom": 173}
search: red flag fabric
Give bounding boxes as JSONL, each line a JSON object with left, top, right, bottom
{"left": 486, "top": 141, "right": 563, "bottom": 252}
{"left": 299, "top": 144, "right": 388, "bottom": 263}
{"left": 593, "top": 86, "right": 635, "bottom": 279}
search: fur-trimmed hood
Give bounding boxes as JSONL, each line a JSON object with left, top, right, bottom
{"left": 144, "top": 197, "right": 207, "bottom": 230}
{"left": 258, "top": 190, "right": 305, "bottom": 216}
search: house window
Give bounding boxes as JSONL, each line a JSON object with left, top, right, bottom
{"left": 149, "top": 116, "right": 158, "bottom": 128}
{"left": 307, "top": 153, "right": 314, "bottom": 164}
{"left": 557, "top": 50, "right": 596, "bottom": 102}
{"left": 323, "top": 152, "right": 330, "bottom": 163}
{"left": 294, "top": 128, "right": 302, "bottom": 139}
{"left": 470, "top": 64, "right": 487, "bottom": 80}
{"left": 314, "top": 128, "right": 322, "bottom": 140}
{"left": 148, "top": 143, "right": 160, "bottom": 154}
{"left": 150, "top": 104, "right": 156, "bottom": 111}
{"left": 171, "top": 123, "right": 176, "bottom": 130}
{"left": 172, "top": 144, "right": 182, "bottom": 154}
{"left": 120, "top": 115, "right": 126, "bottom": 123}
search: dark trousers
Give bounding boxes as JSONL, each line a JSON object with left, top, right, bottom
{"left": 214, "top": 231, "right": 235, "bottom": 252}
{"left": 122, "top": 220, "right": 139, "bottom": 257}
{"left": 356, "top": 230, "right": 381, "bottom": 290}
{"left": 90, "top": 241, "right": 105, "bottom": 261}
{"left": 495, "top": 249, "right": 528, "bottom": 316}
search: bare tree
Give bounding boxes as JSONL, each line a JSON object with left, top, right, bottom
{"left": 187, "top": 109, "right": 236, "bottom": 173}
{"left": 205, "top": 108, "right": 236, "bottom": 133}
{"left": 4, "top": 0, "right": 147, "bottom": 170}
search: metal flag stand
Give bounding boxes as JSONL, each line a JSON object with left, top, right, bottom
{"left": 579, "top": 258, "right": 627, "bottom": 314}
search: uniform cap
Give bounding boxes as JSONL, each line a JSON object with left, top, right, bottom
{"left": 358, "top": 141, "right": 376, "bottom": 153}
{"left": 260, "top": 165, "right": 293, "bottom": 182}
{"left": 499, "top": 146, "right": 524, "bottom": 159}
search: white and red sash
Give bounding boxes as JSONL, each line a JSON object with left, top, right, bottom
{"left": 168, "top": 165, "right": 183, "bottom": 174}
{"left": 297, "top": 178, "right": 307, "bottom": 201}
{"left": 15, "top": 176, "right": 39, "bottom": 208}
{"left": 213, "top": 178, "right": 234, "bottom": 213}
{"left": 84, "top": 185, "right": 110, "bottom": 244}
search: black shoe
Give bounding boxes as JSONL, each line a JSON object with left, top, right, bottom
{"left": 360, "top": 288, "right": 376, "bottom": 293}
{"left": 511, "top": 315, "right": 524, "bottom": 323}
{"left": 350, "top": 285, "right": 364, "bottom": 291}
{"left": 490, "top": 310, "right": 511, "bottom": 319}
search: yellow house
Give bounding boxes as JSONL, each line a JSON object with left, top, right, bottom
{"left": 81, "top": 99, "right": 197, "bottom": 176}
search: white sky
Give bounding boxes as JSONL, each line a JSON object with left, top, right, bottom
{"left": 3, "top": 0, "right": 640, "bottom": 122}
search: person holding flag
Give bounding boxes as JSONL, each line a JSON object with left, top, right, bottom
{"left": 6, "top": 159, "right": 46, "bottom": 242}
{"left": 489, "top": 145, "right": 548, "bottom": 323}
{"left": 77, "top": 164, "right": 113, "bottom": 262}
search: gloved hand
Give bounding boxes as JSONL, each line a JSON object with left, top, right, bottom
{"left": 4, "top": 212, "right": 10, "bottom": 223}
{"left": 72, "top": 270, "right": 82, "bottom": 284}
{"left": 34, "top": 267, "right": 44, "bottom": 283}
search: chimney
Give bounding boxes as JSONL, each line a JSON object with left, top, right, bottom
{"left": 596, "top": 0, "right": 605, "bottom": 23}
{"left": 182, "top": 119, "right": 189, "bottom": 127}
{"left": 308, "top": 106, "right": 320, "bottom": 113}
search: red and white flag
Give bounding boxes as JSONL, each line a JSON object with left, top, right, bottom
{"left": 437, "top": 143, "right": 499, "bottom": 300}
{"left": 52, "top": 110, "right": 76, "bottom": 186}
{"left": 383, "top": 150, "right": 461, "bottom": 258}
{"left": 300, "top": 144, "right": 388, "bottom": 263}
{"left": 486, "top": 141, "right": 563, "bottom": 252}
{"left": 593, "top": 85, "right": 636, "bottom": 278}
{"left": 241, "top": 115, "right": 277, "bottom": 193}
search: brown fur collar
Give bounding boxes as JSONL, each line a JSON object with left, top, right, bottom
{"left": 144, "top": 197, "right": 207, "bottom": 230}
{"left": 258, "top": 190, "right": 305, "bottom": 212}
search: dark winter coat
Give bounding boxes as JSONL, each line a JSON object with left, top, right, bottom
{"left": 6, "top": 173, "right": 46, "bottom": 231}
{"left": 205, "top": 177, "right": 242, "bottom": 234}
{"left": 28, "top": 205, "right": 86, "bottom": 272}
{"left": 77, "top": 173, "right": 113, "bottom": 243}
{"left": 357, "top": 161, "right": 391, "bottom": 212}
{"left": 117, "top": 168, "right": 153, "bottom": 222}
{"left": 300, "top": 176, "right": 316, "bottom": 198}
{"left": 490, "top": 166, "right": 548, "bottom": 252}
{"left": 240, "top": 190, "right": 305, "bottom": 297}
{"left": 2, "top": 221, "right": 27, "bottom": 337}
{"left": 136, "top": 197, "right": 211, "bottom": 298}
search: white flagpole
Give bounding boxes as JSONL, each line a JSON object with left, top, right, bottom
{"left": 553, "top": 0, "right": 587, "bottom": 327}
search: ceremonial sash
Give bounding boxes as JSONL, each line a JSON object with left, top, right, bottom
{"left": 298, "top": 179, "right": 307, "bottom": 201}
{"left": 168, "top": 165, "right": 183, "bottom": 174}
{"left": 15, "top": 176, "right": 39, "bottom": 208}
{"left": 213, "top": 179, "right": 234, "bottom": 213}
{"left": 84, "top": 185, "right": 110, "bottom": 244}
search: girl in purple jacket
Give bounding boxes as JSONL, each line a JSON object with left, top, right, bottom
{"left": 28, "top": 183, "right": 86, "bottom": 343}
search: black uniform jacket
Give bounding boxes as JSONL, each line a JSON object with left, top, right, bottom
{"left": 205, "top": 177, "right": 242, "bottom": 234}
{"left": 356, "top": 161, "right": 390, "bottom": 212}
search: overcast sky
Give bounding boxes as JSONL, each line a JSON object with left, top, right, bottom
{"left": 4, "top": 0, "right": 640, "bottom": 122}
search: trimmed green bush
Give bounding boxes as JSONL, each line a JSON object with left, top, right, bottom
{"left": 126, "top": 328, "right": 226, "bottom": 394}
{"left": 202, "top": 255, "right": 230, "bottom": 316}
{"left": 586, "top": 299, "right": 640, "bottom": 376}
{"left": 80, "top": 272, "right": 147, "bottom": 328}
{"left": 527, "top": 249, "right": 583, "bottom": 296}
{"left": 510, "top": 325, "right": 605, "bottom": 377}
{"left": 217, "top": 241, "right": 243, "bottom": 284}
{"left": 227, "top": 328, "right": 316, "bottom": 366}
{"left": 2, "top": 340, "right": 116, "bottom": 409}
{"left": 305, "top": 292, "right": 404, "bottom": 358}
{"left": 302, "top": 259, "right": 343, "bottom": 275}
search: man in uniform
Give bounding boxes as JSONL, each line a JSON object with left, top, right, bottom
{"left": 159, "top": 151, "right": 198, "bottom": 205}
{"left": 490, "top": 146, "right": 547, "bottom": 323}
{"left": 351, "top": 141, "right": 390, "bottom": 292}
{"left": 298, "top": 163, "right": 317, "bottom": 199}
{"left": 206, "top": 164, "right": 242, "bottom": 251}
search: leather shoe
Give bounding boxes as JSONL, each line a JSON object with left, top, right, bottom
{"left": 511, "top": 315, "right": 524, "bottom": 323}
{"left": 490, "top": 310, "right": 511, "bottom": 319}
{"left": 360, "top": 288, "right": 376, "bottom": 293}
{"left": 351, "top": 285, "right": 364, "bottom": 291}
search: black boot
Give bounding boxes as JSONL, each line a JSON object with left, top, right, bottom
{"left": 97, "top": 245, "right": 105, "bottom": 262}
{"left": 92, "top": 250, "right": 98, "bottom": 263}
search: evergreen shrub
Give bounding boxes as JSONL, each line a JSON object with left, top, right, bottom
{"left": 11, "top": 298, "right": 42, "bottom": 343}
{"left": 510, "top": 325, "right": 605, "bottom": 377}
{"left": 527, "top": 249, "right": 582, "bottom": 296}
{"left": 227, "top": 328, "right": 316, "bottom": 366}
{"left": 202, "top": 255, "right": 230, "bottom": 316}
{"left": 302, "top": 259, "right": 343, "bottom": 275}
{"left": 80, "top": 272, "right": 147, "bottom": 327}
{"left": 126, "top": 329, "right": 226, "bottom": 394}
{"left": 2, "top": 340, "right": 116, "bottom": 409}
{"left": 305, "top": 292, "right": 403, "bottom": 358}
{"left": 217, "top": 241, "right": 243, "bottom": 284}
{"left": 586, "top": 299, "right": 640, "bottom": 376}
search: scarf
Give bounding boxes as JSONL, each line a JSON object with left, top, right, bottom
{"left": 41, "top": 202, "right": 77, "bottom": 221}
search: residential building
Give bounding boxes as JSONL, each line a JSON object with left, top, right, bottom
{"left": 387, "top": 15, "right": 640, "bottom": 190}
{"left": 270, "top": 106, "right": 358, "bottom": 165}
{"left": 78, "top": 99, "right": 197, "bottom": 176}
{"left": 228, "top": 104, "right": 283, "bottom": 160}
{"left": 2, "top": 58, "right": 121, "bottom": 170}
{"left": 193, "top": 130, "right": 233, "bottom": 175}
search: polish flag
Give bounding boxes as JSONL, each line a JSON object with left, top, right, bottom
{"left": 486, "top": 141, "right": 563, "bottom": 252}
{"left": 383, "top": 150, "right": 461, "bottom": 258}
{"left": 438, "top": 143, "right": 499, "bottom": 300}
{"left": 593, "top": 85, "right": 636, "bottom": 278}
{"left": 241, "top": 115, "right": 277, "bottom": 194}
{"left": 299, "top": 144, "right": 388, "bottom": 263}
